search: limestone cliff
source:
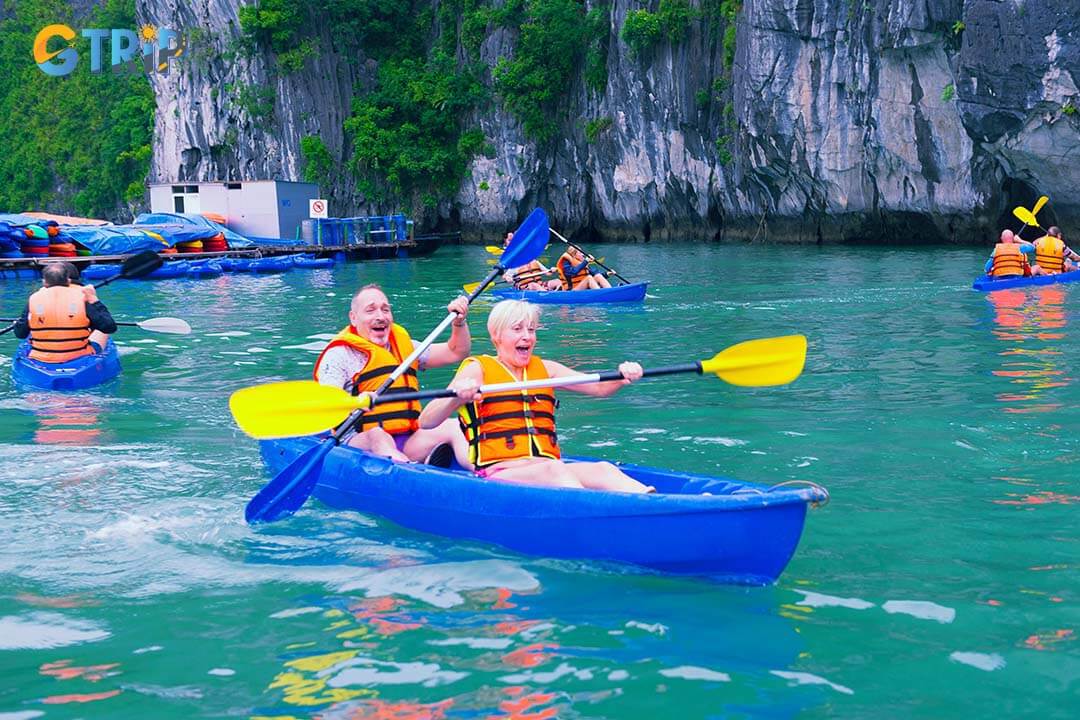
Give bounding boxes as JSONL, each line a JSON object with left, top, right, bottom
{"left": 140, "top": 0, "right": 1080, "bottom": 243}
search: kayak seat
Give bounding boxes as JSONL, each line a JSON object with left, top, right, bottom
{"left": 424, "top": 442, "right": 454, "bottom": 468}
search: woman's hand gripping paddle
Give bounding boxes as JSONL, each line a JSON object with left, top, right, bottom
{"left": 240, "top": 208, "right": 551, "bottom": 524}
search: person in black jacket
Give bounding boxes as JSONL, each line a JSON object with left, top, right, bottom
{"left": 14, "top": 264, "right": 117, "bottom": 358}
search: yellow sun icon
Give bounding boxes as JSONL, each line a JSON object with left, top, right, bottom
{"left": 139, "top": 24, "right": 158, "bottom": 44}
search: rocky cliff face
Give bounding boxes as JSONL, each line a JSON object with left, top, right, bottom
{"left": 140, "top": 0, "right": 1079, "bottom": 243}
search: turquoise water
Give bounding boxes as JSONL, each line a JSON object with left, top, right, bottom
{"left": 0, "top": 245, "right": 1076, "bottom": 718}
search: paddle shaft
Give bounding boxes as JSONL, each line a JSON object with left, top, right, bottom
{"left": 330, "top": 266, "right": 503, "bottom": 440}
{"left": 356, "top": 362, "right": 703, "bottom": 407}
{"left": 550, "top": 229, "right": 630, "bottom": 285}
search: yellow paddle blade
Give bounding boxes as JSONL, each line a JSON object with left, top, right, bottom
{"left": 1032, "top": 195, "right": 1049, "bottom": 216}
{"left": 1013, "top": 206, "right": 1040, "bottom": 228}
{"left": 699, "top": 335, "right": 807, "bottom": 387}
{"left": 463, "top": 281, "right": 482, "bottom": 293}
{"left": 228, "top": 380, "right": 373, "bottom": 439}
{"left": 486, "top": 245, "right": 503, "bottom": 255}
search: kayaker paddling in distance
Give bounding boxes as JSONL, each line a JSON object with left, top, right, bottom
{"left": 557, "top": 244, "right": 612, "bottom": 291}
{"left": 1030, "top": 226, "right": 1080, "bottom": 275}
{"left": 419, "top": 299, "right": 655, "bottom": 493}
{"left": 502, "top": 231, "right": 561, "bottom": 292}
{"left": 312, "top": 284, "right": 473, "bottom": 468}
{"left": 12, "top": 264, "right": 117, "bottom": 361}
{"left": 983, "top": 229, "right": 1033, "bottom": 279}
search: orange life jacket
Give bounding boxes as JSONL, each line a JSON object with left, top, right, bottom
{"left": 27, "top": 285, "right": 94, "bottom": 363}
{"left": 458, "top": 354, "right": 560, "bottom": 469}
{"left": 512, "top": 260, "right": 546, "bottom": 289}
{"left": 311, "top": 324, "right": 420, "bottom": 435}
{"left": 1033, "top": 236, "right": 1065, "bottom": 274}
{"left": 990, "top": 243, "right": 1027, "bottom": 277}
{"left": 557, "top": 252, "right": 590, "bottom": 290}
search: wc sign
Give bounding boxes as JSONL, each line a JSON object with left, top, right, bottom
{"left": 33, "top": 23, "right": 185, "bottom": 77}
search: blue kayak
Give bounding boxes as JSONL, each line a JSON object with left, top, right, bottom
{"left": 492, "top": 281, "right": 648, "bottom": 304}
{"left": 973, "top": 269, "right": 1080, "bottom": 291}
{"left": 186, "top": 260, "right": 224, "bottom": 277}
{"left": 244, "top": 257, "right": 293, "bottom": 273}
{"left": 82, "top": 261, "right": 189, "bottom": 280}
{"left": 260, "top": 436, "right": 826, "bottom": 584}
{"left": 12, "top": 340, "right": 121, "bottom": 390}
{"left": 292, "top": 254, "right": 335, "bottom": 269}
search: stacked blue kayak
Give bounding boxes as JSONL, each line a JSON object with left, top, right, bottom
{"left": 77, "top": 254, "right": 339, "bottom": 281}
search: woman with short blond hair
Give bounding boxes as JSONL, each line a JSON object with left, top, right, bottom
{"left": 419, "top": 300, "right": 653, "bottom": 493}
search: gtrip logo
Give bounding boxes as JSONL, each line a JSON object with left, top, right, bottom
{"left": 33, "top": 23, "right": 185, "bottom": 77}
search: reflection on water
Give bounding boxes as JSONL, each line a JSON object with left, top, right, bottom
{"left": 987, "top": 287, "right": 1072, "bottom": 414}
{"left": 24, "top": 392, "right": 105, "bottom": 446}
{"left": 252, "top": 571, "right": 813, "bottom": 719}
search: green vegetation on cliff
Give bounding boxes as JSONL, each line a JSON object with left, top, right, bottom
{"left": 0, "top": 0, "right": 154, "bottom": 219}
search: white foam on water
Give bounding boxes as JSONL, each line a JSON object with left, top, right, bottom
{"left": 133, "top": 338, "right": 158, "bottom": 344}
{"left": 632, "top": 428, "right": 666, "bottom": 435}
{"left": 632, "top": 437, "right": 648, "bottom": 442}
{"left": 949, "top": 652, "right": 1005, "bottom": 671}
{"left": 882, "top": 600, "right": 955, "bottom": 624}
{"left": 692, "top": 437, "right": 747, "bottom": 447}
{"left": 133, "top": 645, "right": 163, "bottom": 654}
{"left": 233, "top": 361, "right": 257, "bottom": 366}
{"left": 750, "top": 450, "right": 768, "bottom": 455}
{"left": 270, "top": 606, "right": 323, "bottom": 619}
{"left": 499, "top": 662, "right": 590, "bottom": 684}
{"left": 116, "top": 346, "right": 141, "bottom": 357}
{"left": 587, "top": 441, "right": 618, "bottom": 448}
{"left": 206, "top": 331, "right": 250, "bottom": 337}
{"left": 326, "top": 292, "right": 337, "bottom": 297}
{"left": 308, "top": 333, "right": 336, "bottom": 340}
{"left": 208, "top": 668, "right": 236, "bottom": 676}
{"left": 282, "top": 341, "right": 327, "bottom": 352}
{"left": 428, "top": 637, "right": 513, "bottom": 650}
{"left": 155, "top": 344, "right": 179, "bottom": 350}
{"left": 246, "top": 347, "right": 271, "bottom": 353}
{"left": 327, "top": 658, "right": 467, "bottom": 688}
{"left": 218, "top": 351, "right": 249, "bottom": 356}
{"left": 659, "top": 665, "right": 730, "bottom": 682}
{"left": 608, "top": 670, "right": 629, "bottom": 681}
{"left": 771, "top": 670, "right": 854, "bottom": 695}
{"left": 625, "top": 621, "right": 667, "bottom": 635}
{"left": 0, "top": 612, "right": 109, "bottom": 649}
{"left": 794, "top": 590, "right": 875, "bottom": 610}
{"left": 337, "top": 560, "right": 539, "bottom": 609}
{"left": 0, "top": 711, "right": 46, "bottom": 720}
{"left": 782, "top": 431, "right": 808, "bottom": 437}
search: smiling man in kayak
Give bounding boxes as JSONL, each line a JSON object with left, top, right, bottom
{"left": 418, "top": 299, "right": 654, "bottom": 493}
{"left": 12, "top": 263, "right": 117, "bottom": 361}
{"left": 313, "top": 284, "right": 472, "bottom": 467}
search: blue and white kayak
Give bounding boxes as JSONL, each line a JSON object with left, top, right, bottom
{"left": 260, "top": 436, "right": 826, "bottom": 584}
{"left": 972, "top": 269, "right": 1080, "bottom": 291}
{"left": 492, "top": 281, "right": 648, "bottom": 304}
{"left": 12, "top": 340, "right": 121, "bottom": 390}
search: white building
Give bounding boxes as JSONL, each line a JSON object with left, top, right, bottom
{"left": 148, "top": 180, "right": 320, "bottom": 241}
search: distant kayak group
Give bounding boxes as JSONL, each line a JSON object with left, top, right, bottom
{"left": 974, "top": 198, "right": 1080, "bottom": 291}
